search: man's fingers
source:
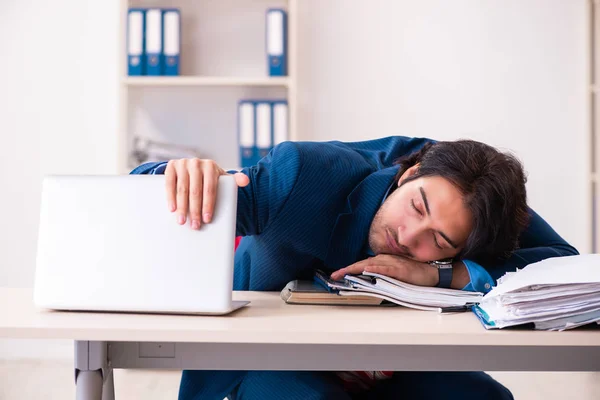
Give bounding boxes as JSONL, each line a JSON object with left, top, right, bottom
{"left": 332, "top": 256, "right": 405, "bottom": 280}
{"left": 165, "top": 161, "right": 177, "bottom": 212}
{"left": 188, "top": 159, "right": 203, "bottom": 230}
{"left": 364, "top": 264, "right": 389, "bottom": 274}
{"left": 175, "top": 161, "right": 190, "bottom": 225}
{"left": 202, "top": 162, "right": 219, "bottom": 224}
{"left": 364, "top": 264, "right": 404, "bottom": 281}
{"left": 329, "top": 270, "right": 347, "bottom": 281}
{"left": 165, "top": 158, "right": 241, "bottom": 229}
{"left": 331, "top": 261, "right": 367, "bottom": 280}
{"left": 233, "top": 172, "right": 250, "bottom": 187}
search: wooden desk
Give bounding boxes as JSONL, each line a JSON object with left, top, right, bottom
{"left": 1, "top": 288, "right": 599, "bottom": 400}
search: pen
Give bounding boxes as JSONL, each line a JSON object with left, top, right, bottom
{"left": 440, "top": 305, "right": 473, "bottom": 313}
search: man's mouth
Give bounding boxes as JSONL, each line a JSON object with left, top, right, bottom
{"left": 385, "top": 229, "right": 402, "bottom": 254}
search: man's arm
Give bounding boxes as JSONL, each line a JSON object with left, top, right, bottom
{"left": 461, "top": 208, "right": 579, "bottom": 292}
{"left": 335, "top": 207, "right": 579, "bottom": 293}
{"left": 234, "top": 142, "right": 302, "bottom": 236}
{"left": 330, "top": 135, "right": 434, "bottom": 169}
{"left": 486, "top": 207, "right": 579, "bottom": 279}
{"left": 129, "top": 142, "right": 303, "bottom": 237}
{"left": 130, "top": 161, "right": 167, "bottom": 175}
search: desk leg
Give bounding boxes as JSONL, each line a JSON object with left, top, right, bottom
{"left": 101, "top": 368, "right": 115, "bottom": 400}
{"left": 75, "top": 341, "right": 112, "bottom": 400}
{"left": 76, "top": 370, "right": 103, "bottom": 400}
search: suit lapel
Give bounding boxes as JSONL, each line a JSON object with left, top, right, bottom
{"left": 324, "top": 165, "right": 400, "bottom": 269}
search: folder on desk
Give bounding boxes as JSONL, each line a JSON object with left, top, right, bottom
{"left": 266, "top": 9, "right": 287, "bottom": 76}
{"left": 127, "top": 8, "right": 145, "bottom": 76}
{"left": 238, "top": 101, "right": 256, "bottom": 168}
{"left": 272, "top": 100, "right": 288, "bottom": 145}
{"left": 256, "top": 102, "right": 272, "bottom": 160}
{"left": 145, "top": 9, "right": 164, "bottom": 76}
{"left": 162, "top": 9, "right": 180, "bottom": 76}
{"left": 474, "top": 254, "right": 600, "bottom": 331}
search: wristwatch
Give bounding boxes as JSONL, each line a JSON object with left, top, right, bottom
{"left": 429, "top": 258, "right": 453, "bottom": 288}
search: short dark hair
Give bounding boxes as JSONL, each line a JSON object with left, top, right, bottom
{"left": 393, "top": 140, "right": 530, "bottom": 262}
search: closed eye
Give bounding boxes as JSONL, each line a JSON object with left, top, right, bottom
{"left": 413, "top": 199, "right": 448, "bottom": 251}
{"left": 433, "top": 234, "right": 444, "bottom": 250}
{"left": 411, "top": 199, "right": 423, "bottom": 216}
{"left": 418, "top": 186, "right": 459, "bottom": 249}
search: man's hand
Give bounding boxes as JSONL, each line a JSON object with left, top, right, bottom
{"left": 165, "top": 158, "right": 250, "bottom": 230}
{"left": 330, "top": 254, "right": 439, "bottom": 287}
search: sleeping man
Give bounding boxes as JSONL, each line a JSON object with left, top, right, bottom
{"left": 132, "top": 135, "right": 577, "bottom": 400}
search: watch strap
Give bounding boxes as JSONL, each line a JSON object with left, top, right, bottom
{"left": 436, "top": 265, "right": 453, "bottom": 288}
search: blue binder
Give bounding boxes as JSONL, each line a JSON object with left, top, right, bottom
{"left": 256, "top": 101, "right": 272, "bottom": 160}
{"left": 238, "top": 101, "right": 256, "bottom": 168}
{"left": 127, "top": 8, "right": 145, "bottom": 76}
{"left": 145, "top": 8, "right": 164, "bottom": 76}
{"left": 271, "top": 100, "right": 289, "bottom": 146}
{"left": 162, "top": 8, "right": 181, "bottom": 76}
{"left": 266, "top": 9, "right": 287, "bottom": 76}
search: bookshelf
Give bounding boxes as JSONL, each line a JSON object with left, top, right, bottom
{"left": 593, "top": 0, "right": 599, "bottom": 252}
{"left": 123, "top": 76, "right": 291, "bottom": 87}
{"left": 117, "top": 0, "right": 298, "bottom": 174}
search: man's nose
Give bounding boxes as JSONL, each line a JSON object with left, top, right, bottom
{"left": 397, "top": 222, "right": 423, "bottom": 249}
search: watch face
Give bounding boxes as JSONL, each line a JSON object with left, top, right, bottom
{"left": 430, "top": 258, "right": 453, "bottom": 266}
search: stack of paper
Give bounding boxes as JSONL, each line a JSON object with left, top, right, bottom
{"left": 332, "top": 271, "right": 483, "bottom": 312}
{"left": 473, "top": 254, "right": 600, "bottom": 331}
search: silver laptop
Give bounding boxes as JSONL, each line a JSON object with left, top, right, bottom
{"left": 33, "top": 174, "right": 249, "bottom": 315}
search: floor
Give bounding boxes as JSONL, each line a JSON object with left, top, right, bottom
{"left": 1, "top": 359, "right": 599, "bottom": 399}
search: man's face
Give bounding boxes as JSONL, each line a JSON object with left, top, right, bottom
{"left": 368, "top": 166, "right": 473, "bottom": 262}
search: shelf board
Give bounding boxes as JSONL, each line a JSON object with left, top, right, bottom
{"left": 123, "top": 76, "right": 290, "bottom": 87}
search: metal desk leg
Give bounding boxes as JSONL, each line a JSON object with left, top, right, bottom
{"left": 76, "top": 370, "right": 103, "bottom": 400}
{"left": 75, "top": 341, "right": 112, "bottom": 400}
{"left": 102, "top": 368, "right": 115, "bottom": 400}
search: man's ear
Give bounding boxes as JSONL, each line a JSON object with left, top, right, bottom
{"left": 398, "top": 163, "right": 420, "bottom": 185}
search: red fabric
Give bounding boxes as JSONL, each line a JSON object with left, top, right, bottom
{"left": 234, "top": 236, "right": 391, "bottom": 392}
{"left": 335, "top": 371, "right": 394, "bottom": 392}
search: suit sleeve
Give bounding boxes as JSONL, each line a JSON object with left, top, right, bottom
{"left": 235, "top": 142, "right": 302, "bottom": 236}
{"left": 129, "top": 144, "right": 303, "bottom": 238}
{"left": 464, "top": 208, "right": 579, "bottom": 290}
{"left": 129, "top": 161, "right": 168, "bottom": 175}
{"left": 330, "top": 135, "right": 435, "bottom": 169}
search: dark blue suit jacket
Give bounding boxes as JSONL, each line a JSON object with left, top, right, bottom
{"left": 131, "top": 136, "right": 578, "bottom": 291}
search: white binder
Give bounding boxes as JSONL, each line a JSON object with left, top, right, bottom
{"left": 145, "top": 9, "right": 163, "bottom": 75}
{"left": 163, "top": 9, "right": 180, "bottom": 76}
{"left": 238, "top": 101, "right": 256, "bottom": 167}
{"left": 266, "top": 9, "right": 287, "bottom": 76}
{"left": 127, "top": 9, "right": 145, "bottom": 76}
{"left": 273, "top": 101, "right": 289, "bottom": 145}
{"left": 256, "top": 102, "right": 272, "bottom": 159}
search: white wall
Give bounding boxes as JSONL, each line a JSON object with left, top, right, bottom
{"left": 0, "top": 0, "right": 121, "bottom": 360}
{"left": 296, "top": 0, "right": 590, "bottom": 253}
{"left": 0, "top": 0, "right": 120, "bottom": 288}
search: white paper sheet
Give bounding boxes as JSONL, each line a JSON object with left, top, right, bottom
{"left": 484, "top": 254, "right": 600, "bottom": 300}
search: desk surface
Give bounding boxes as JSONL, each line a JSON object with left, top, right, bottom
{"left": 1, "top": 288, "right": 599, "bottom": 346}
